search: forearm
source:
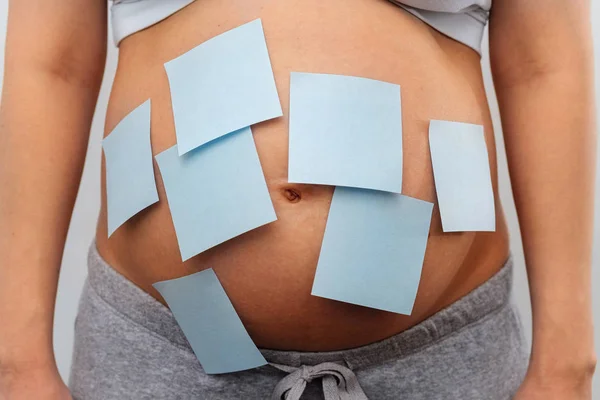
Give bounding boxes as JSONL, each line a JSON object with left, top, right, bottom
{"left": 0, "top": 67, "right": 103, "bottom": 372}
{"left": 489, "top": 1, "right": 597, "bottom": 388}
{"left": 0, "top": 2, "right": 107, "bottom": 384}
{"left": 493, "top": 67, "right": 596, "bottom": 378}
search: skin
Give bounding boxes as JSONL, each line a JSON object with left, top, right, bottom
{"left": 97, "top": 0, "right": 509, "bottom": 351}
{"left": 490, "top": 2, "right": 596, "bottom": 398}
{"left": 0, "top": 0, "right": 595, "bottom": 398}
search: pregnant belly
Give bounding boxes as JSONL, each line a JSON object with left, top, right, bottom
{"left": 95, "top": 0, "right": 510, "bottom": 351}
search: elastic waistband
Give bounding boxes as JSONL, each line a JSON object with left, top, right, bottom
{"left": 87, "top": 243, "right": 513, "bottom": 370}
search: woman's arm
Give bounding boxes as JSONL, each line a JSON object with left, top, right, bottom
{"left": 490, "top": 1, "right": 596, "bottom": 398}
{"left": 0, "top": 0, "right": 106, "bottom": 397}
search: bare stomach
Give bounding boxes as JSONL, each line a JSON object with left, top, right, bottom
{"left": 95, "top": 0, "right": 510, "bottom": 351}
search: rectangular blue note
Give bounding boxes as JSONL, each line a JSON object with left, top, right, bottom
{"left": 288, "top": 72, "right": 403, "bottom": 193}
{"left": 155, "top": 126, "right": 277, "bottom": 261}
{"left": 102, "top": 100, "right": 158, "bottom": 237}
{"left": 153, "top": 268, "right": 267, "bottom": 374}
{"left": 429, "top": 120, "right": 495, "bottom": 232}
{"left": 311, "top": 188, "right": 433, "bottom": 315}
{"left": 165, "top": 19, "right": 282, "bottom": 155}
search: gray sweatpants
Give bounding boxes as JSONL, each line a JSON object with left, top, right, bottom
{"left": 69, "top": 245, "right": 529, "bottom": 399}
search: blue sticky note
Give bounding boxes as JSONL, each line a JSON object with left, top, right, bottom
{"left": 155, "top": 127, "right": 277, "bottom": 261}
{"left": 153, "top": 268, "right": 267, "bottom": 374}
{"left": 288, "top": 72, "right": 403, "bottom": 193}
{"left": 102, "top": 100, "right": 158, "bottom": 237}
{"left": 164, "top": 19, "right": 282, "bottom": 155}
{"left": 429, "top": 120, "right": 495, "bottom": 232}
{"left": 311, "top": 188, "right": 433, "bottom": 315}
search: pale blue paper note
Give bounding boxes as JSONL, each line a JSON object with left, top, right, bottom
{"left": 155, "top": 127, "right": 277, "bottom": 261}
{"left": 102, "top": 100, "right": 158, "bottom": 237}
{"left": 288, "top": 72, "right": 403, "bottom": 193}
{"left": 164, "top": 19, "right": 282, "bottom": 155}
{"left": 311, "top": 188, "right": 433, "bottom": 315}
{"left": 153, "top": 268, "right": 267, "bottom": 374}
{"left": 429, "top": 120, "right": 495, "bottom": 232}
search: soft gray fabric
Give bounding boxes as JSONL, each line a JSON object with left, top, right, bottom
{"left": 110, "top": 0, "right": 490, "bottom": 53}
{"left": 392, "top": 2, "right": 489, "bottom": 54}
{"left": 111, "top": 0, "right": 195, "bottom": 45}
{"left": 270, "top": 362, "right": 369, "bottom": 400}
{"left": 69, "top": 244, "right": 528, "bottom": 399}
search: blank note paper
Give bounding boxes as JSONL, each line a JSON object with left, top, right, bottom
{"left": 288, "top": 72, "right": 403, "bottom": 193}
{"left": 429, "top": 120, "right": 495, "bottom": 232}
{"left": 164, "top": 19, "right": 282, "bottom": 155}
{"left": 155, "top": 127, "right": 276, "bottom": 261}
{"left": 311, "top": 188, "right": 433, "bottom": 315}
{"left": 153, "top": 268, "right": 267, "bottom": 374}
{"left": 102, "top": 100, "right": 158, "bottom": 237}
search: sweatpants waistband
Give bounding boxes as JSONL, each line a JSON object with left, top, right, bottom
{"left": 87, "top": 243, "right": 513, "bottom": 370}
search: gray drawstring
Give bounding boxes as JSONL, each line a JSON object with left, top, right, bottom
{"left": 270, "top": 362, "right": 369, "bottom": 400}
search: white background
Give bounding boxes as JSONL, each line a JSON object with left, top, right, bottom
{"left": 0, "top": 1, "right": 599, "bottom": 394}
